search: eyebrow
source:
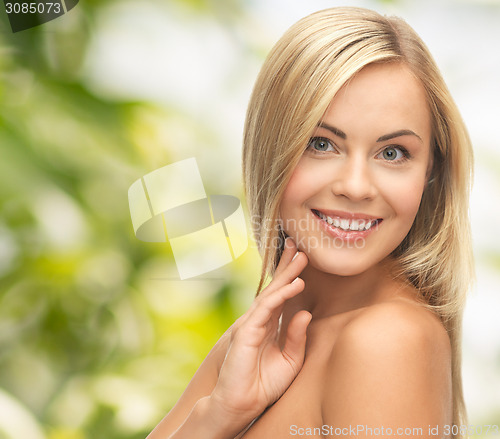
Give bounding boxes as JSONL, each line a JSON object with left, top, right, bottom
{"left": 318, "top": 122, "right": 347, "bottom": 139}
{"left": 318, "top": 122, "right": 422, "bottom": 143}
{"left": 376, "top": 129, "right": 423, "bottom": 143}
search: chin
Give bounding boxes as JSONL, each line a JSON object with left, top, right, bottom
{"left": 308, "top": 256, "right": 375, "bottom": 277}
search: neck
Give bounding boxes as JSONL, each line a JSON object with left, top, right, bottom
{"left": 285, "top": 257, "right": 408, "bottom": 320}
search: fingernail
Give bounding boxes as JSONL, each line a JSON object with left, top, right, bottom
{"left": 292, "top": 251, "right": 299, "bottom": 261}
{"left": 292, "top": 277, "right": 299, "bottom": 283}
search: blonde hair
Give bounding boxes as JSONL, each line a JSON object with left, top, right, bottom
{"left": 242, "top": 6, "right": 474, "bottom": 436}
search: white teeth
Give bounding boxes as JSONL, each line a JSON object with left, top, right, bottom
{"left": 316, "top": 211, "right": 377, "bottom": 231}
{"left": 340, "top": 219, "right": 350, "bottom": 230}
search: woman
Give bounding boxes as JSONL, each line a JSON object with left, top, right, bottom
{"left": 148, "top": 7, "right": 474, "bottom": 438}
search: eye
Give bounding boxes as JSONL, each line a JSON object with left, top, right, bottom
{"left": 377, "top": 146, "right": 408, "bottom": 162}
{"left": 307, "top": 137, "right": 335, "bottom": 153}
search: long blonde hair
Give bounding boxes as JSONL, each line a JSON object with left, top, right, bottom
{"left": 242, "top": 6, "right": 474, "bottom": 435}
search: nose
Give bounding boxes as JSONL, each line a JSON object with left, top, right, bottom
{"left": 330, "top": 155, "right": 376, "bottom": 201}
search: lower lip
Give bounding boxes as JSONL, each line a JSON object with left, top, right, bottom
{"left": 312, "top": 211, "right": 381, "bottom": 242}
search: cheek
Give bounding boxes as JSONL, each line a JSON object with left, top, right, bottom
{"left": 280, "top": 176, "right": 300, "bottom": 221}
{"left": 382, "top": 172, "right": 426, "bottom": 221}
{"left": 280, "top": 163, "right": 319, "bottom": 211}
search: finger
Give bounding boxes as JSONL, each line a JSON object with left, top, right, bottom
{"left": 274, "top": 237, "right": 297, "bottom": 277}
{"left": 237, "top": 246, "right": 307, "bottom": 331}
{"left": 281, "top": 310, "right": 312, "bottom": 373}
{"left": 248, "top": 277, "right": 306, "bottom": 330}
{"left": 259, "top": 251, "right": 308, "bottom": 298}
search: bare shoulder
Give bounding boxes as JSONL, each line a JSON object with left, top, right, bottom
{"left": 321, "top": 299, "right": 452, "bottom": 434}
{"left": 338, "top": 299, "right": 451, "bottom": 359}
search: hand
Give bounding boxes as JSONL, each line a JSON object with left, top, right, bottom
{"left": 209, "top": 238, "right": 312, "bottom": 429}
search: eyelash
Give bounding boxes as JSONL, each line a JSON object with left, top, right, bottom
{"left": 306, "top": 137, "right": 411, "bottom": 164}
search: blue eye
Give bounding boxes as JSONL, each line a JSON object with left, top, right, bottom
{"left": 378, "top": 146, "right": 408, "bottom": 162}
{"left": 307, "top": 137, "right": 335, "bottom": 153}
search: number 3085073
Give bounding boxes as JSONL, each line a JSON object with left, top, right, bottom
{"left": 5, "top": 3, "right": 62, "bottom": 14}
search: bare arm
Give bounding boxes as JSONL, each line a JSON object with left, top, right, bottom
{"left": 147, "top": 238, "right": 312, "bottom": 438}
{"left": 146, "top": 328, "right": 231, "bottom": 438}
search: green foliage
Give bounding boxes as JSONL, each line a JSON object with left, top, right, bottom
{"left": 0, "top": 2, "right": 260, "bottom": 437}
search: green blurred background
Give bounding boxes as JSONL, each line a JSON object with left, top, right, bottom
{"left": 0, "top": 0, "right": 499, "bottom": 438}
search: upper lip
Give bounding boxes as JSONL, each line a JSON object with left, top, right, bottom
{"left": 312, "top": 208, "right": 382, "bottom": 221}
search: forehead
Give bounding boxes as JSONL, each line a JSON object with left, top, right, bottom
{"left": 322, "top": 63, "right": 431, "bottom": 142}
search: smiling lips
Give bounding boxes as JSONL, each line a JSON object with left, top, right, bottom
{"left": 312, "top": 209, "right": 382, "bottom": 236}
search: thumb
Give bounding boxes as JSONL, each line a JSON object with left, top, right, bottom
{"left": 282, "top": 310, "right": 312, "bottom": 373}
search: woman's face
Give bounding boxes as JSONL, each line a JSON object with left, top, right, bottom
{"left": 279, "top": 62, "right": 432, "bottom": 276}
